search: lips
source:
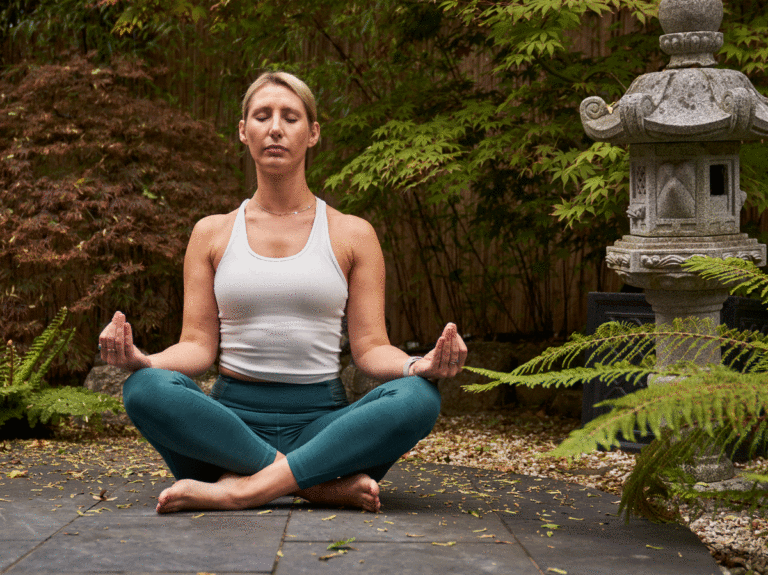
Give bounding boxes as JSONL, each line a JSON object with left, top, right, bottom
{"left": 264, "top": 145, "right": 288, "bottom": 153}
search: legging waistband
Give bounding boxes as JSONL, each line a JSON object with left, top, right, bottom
{"left": 210, "top": 374, "right": 349, "bottom": 413}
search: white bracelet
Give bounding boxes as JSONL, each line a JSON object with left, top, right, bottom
{"left": 403, "top": 356, "right": 423, "bottom": 377}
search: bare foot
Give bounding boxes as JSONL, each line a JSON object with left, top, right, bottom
{"left": 296, "top": 474, "right": 381, "bottom": 513}
{"left": 156, "top": 473, "right": 245, "bottom": 513}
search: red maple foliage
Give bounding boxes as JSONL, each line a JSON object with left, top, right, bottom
{"left": 0, "top": 54, "right": 243, "bottom": 379}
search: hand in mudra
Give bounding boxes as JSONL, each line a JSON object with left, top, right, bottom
{"left": 412, "top": 323, "right": 467, "bottom": 380}
{"left": 99, "top": 311, "right": 151, "bottom": 371}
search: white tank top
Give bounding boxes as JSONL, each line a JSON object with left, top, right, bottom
{"left": 214, "top": 198, "right": 348, "bottom": 383}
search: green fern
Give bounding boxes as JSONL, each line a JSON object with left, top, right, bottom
{"left": 683, "top": 256, "right": 768, "bottom": 300}
{"left": 0, "top": 308, "right": 122, "bottom": 432}
{"left": 466, "top": 256, "right": 768, "bottom": 522}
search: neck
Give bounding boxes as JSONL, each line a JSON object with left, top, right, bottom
{"left": 252, "top": 169, "right": 314, "bottom": 213}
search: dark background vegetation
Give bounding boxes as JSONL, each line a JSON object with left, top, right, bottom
{"left": 1, "top": 0, "right": 767, "bottom": 384}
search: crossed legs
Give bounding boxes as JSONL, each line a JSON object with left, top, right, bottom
{"left": 123, "top": 369, "right": 440, "bottom": 513}
{"left": 155, "top": 453, "right": 381, "bottom": 513}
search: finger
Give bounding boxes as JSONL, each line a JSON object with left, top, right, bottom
{"left": 440, "top": 334, "right": 451, "bottom": 366}
{"left": 124, "top": 321, "right": 135, "bottom": 355}
{"left": 432, "top": 334, "right": 446, "bottom": 368}
{"left": 114, "top": 313, "right": 126, "bottom": 359}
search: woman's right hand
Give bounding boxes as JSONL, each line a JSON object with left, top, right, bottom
{"left": 99, "top": 311, "right": 151, "bottom": 371}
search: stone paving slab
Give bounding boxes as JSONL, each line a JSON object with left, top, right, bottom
{"left": 0, "top": 458, "right": 723, "bottom": 575}
{"left": 276, "top": 541, "right": 535, "bottom": 574}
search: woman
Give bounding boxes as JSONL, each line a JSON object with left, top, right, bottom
{"left": 99, "top": 71, "right": 467, "bottom": 514}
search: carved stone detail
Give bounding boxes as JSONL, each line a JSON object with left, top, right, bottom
{"left": 580, "top": 96, "right": 611, "bottom": 121}
{"left": 721, "top": 251, "right": 763, "bottom": 262}
{"left": 657, "top": 162, "right": 695, "bottom": 220}
{"left": 621, "top": 93, "right": 656, "bottom": 138}
{"left": 722, "top": 87, "right": 755, "bottom": 133}
{"left": 659, "top": 31, "right": 723, "bottom": 68}
{"left": 605, "top": 253, "right": 630, "bottom": 269}
{"left": 640, "top": 253, "right": 705, "bottom": 269}
{"left": 626, "top": 205, "right": 646, "bottom": 221}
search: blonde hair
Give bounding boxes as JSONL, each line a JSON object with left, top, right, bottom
{"left": 241, "top": 71, "right": 317, "bottom": 125}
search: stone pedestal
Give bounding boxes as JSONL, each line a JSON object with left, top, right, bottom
{"left": 644, "top": 288, "right": 728, "bottom": 369}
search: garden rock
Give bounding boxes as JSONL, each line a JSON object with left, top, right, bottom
{"left": 341, "top": 361, "right": 382, "bottom": 403}
{"left": 437, "top": 342, "right": 518, "bottom": 415}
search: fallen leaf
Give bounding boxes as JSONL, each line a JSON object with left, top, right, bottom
{"left": 8, "top": 469, "right": 28, "bottom": 479}
{"left": 406, "top": 533, "right": 425, "bottom": 538}
{"left": 319, "top": 553, "right": 341, "bottom": 561}
{"left": 257, "top": 509, "right": 272, "bottom": 515}
{"left": 192, "top": 513, "right": 205, "bottom": 519}
{"left": 646, "top": 545, "right": 664, "bottom": 550}
{"left": 547, "top": 568, "right": 568, "bottom": 574}
{"left": 432, "top": 541, "right": 457, "bottom": 546}
{"left": 328, "top": 537, "right": 356, "bottom": 550}
{"left": 321, "top": 514, "right": 336, "bottom": 521}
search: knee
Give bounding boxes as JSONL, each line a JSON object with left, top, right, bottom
{"left": 390, "top": 376, "right": 442, "bottom": 428}
{"left": 122, "top": 368, "right": 177, "bottom": 420}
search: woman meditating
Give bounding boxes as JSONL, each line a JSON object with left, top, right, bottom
{"left": 98, "top": 71, "right": 467, "bottom": 514}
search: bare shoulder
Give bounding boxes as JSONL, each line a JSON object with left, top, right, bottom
{"left": 188, "top": 209, "right": 239, "bottom": 265}
{"left": 327, "top": 205, "right": 379, "bottom": 248}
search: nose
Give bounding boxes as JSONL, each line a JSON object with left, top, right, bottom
{"left": 269, "top": 116, "right": 283, "bottom": 139}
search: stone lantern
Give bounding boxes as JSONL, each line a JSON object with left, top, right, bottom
{"left": 579, "top": 0, "right": 768, "bottom": 480}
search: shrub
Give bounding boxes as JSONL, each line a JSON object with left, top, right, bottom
{"left": 1, "top": 308, "right": 123, "bottom": 434}
{"left": 0, "top": 54, "right": 243, "bottom": 377}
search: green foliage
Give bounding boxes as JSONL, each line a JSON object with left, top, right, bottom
{"left": 5, "top": 0, "right": 768, "bottom": 344}
{"left": 466, "top": 257, "right": 768, "bottom": 521}
{"left": 0, "top": 308, "right": 122, "bottom": 432}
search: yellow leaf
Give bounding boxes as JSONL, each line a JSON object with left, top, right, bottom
{"left": 432, "top": 541, "right": 457, "bottom": 546}
{"left": 547, "top": 569, "right": 568, "bottom": 574}
{"left": 192, "top": 513, "right": 205, "bottom": 519}
{"left": 257, "top": 509, "right": 272, "bottom": 515}
{"left": 321, "top": 514, "right": 336, "bottom": 521}
{"left": 646, "top": 545, "right": 664, "bottom": 550}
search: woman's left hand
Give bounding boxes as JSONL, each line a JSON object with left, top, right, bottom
{"left": 412, "top": 323, "right": 468, "bottom": 379}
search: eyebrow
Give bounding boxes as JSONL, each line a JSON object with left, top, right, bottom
{"left": 251, "top": 105, "right": 303, "bottom": 116}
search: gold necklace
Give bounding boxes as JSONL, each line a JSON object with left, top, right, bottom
{"left": 253, "top": 197, "right": 316, "bottom": 216}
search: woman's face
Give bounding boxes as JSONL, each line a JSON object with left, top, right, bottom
{"left": 238, "top": 83, "right": 320, "bottom": 175}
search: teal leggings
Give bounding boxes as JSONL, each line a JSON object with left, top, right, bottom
{"left": 122, "top": 368, "right": 441, "bottom": 489}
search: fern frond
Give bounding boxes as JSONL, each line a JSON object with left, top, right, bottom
{"left": 12, "top": 308, "right": 73, "bottom": 389}
{"left": 511, "top": 321, "right": 657, "bottom": 375}
{"left": 683, "top": 256, "right": 768, "bottom": 301}
{"left": 463, "top": 364, "right": 654, "bottom": 393}
{"left": 0, "top": 341, "right": 16, "bottom": 387}
{"left": 26, "top": 387, "right": 123, "bottom": 428}
{"left": 549, "top": 367, "right": 768, "bottom": 458}
{"left": 619, "top": 427, "right": 708, "bottom": 522}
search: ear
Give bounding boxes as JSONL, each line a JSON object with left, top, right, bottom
{"left": 238, "top": 119, "right": 247, "bottom": 144}
{"left": 307, "top": 121, "right": 321, "bottom": 148}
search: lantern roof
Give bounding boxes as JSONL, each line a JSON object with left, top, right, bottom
{"left": 580, "top": 0, "right": 768, "bottom": 144}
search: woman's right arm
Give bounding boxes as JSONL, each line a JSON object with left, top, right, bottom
{"left": 99, "top": 216, "right": 223, "bottom": 377}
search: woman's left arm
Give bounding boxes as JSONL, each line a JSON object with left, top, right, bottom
{"left": 344, "top": 217, "right": 467, "bottom": 381}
